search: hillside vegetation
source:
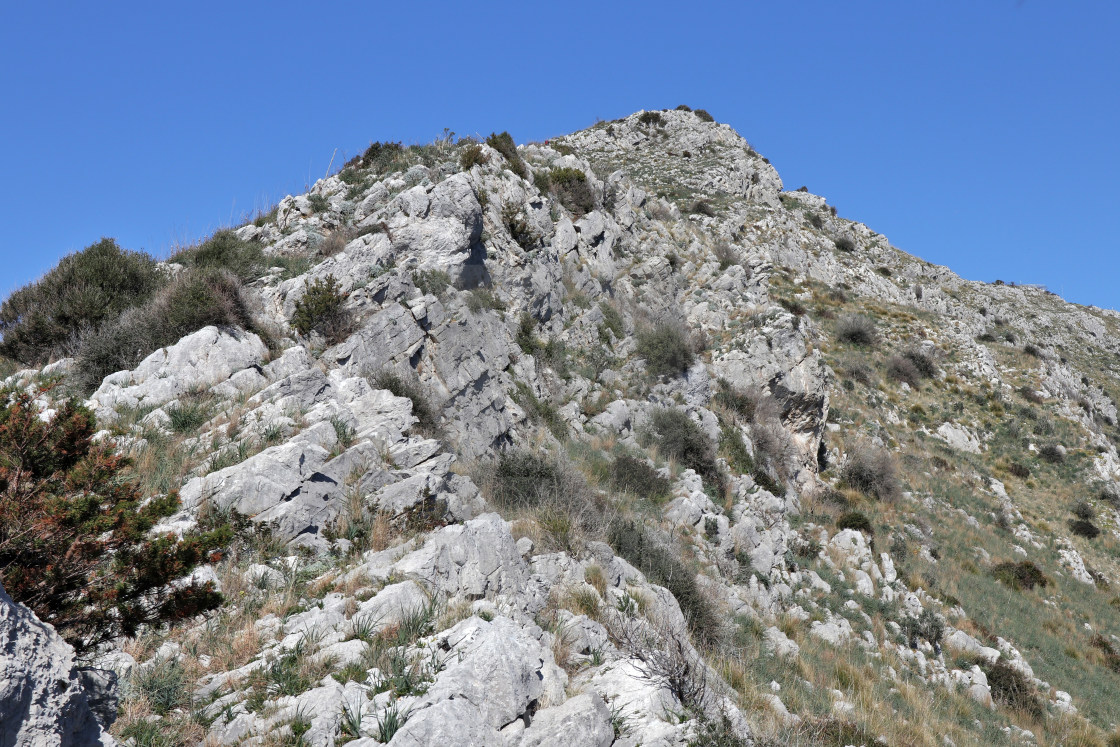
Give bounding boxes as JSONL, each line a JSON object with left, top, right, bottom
{"left": 2, "top": 108, "right": 1119, "bottom": 746}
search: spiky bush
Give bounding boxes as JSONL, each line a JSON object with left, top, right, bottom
{"left": 991, "top": 560, "right": 1048, "bottom": 591}
{"left": 841, "top": 444, "right": 900, "bottom": 501}
{"left": 171, "top": 229, "right": 264, "bottom": 282}
{"left": 0, "top": 388, "right": 226, "bottom": 654}
{"left": 485, "top": 131, "right": 527, "bottom": 179}
{"left": 636, "top": 325, "right": 695, "bottom": 378}
{"left": 646, "top": 408, "right": 720, "bottom": 488}
{"left": 550, "top": 167, "right": 595, "bottom": 217}
{"left": 835, "top": 314, "right": 877, "bottom": 346}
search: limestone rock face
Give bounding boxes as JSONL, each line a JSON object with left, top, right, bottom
{"left": 0, "top": 582, "right": 115, "bottom": 746}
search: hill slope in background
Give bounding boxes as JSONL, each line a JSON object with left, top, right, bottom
{"left": 3, "top": 108, "right": 1119, "bottom": 746}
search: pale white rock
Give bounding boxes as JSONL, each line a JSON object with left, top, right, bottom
{"left": 762, "top": 626, "right": 800, "bottom": 661}
{"left": 936, "top": 422, "right": 982, "bottom": 453}
{"left": 516, "top": 692, "right": 613, "bottom": 747}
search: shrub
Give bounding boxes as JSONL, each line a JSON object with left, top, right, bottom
{"left": 413, "top": 269, "right": 451, "bottom": 298}
{"left": 608, "top": 518, "right": 720, "bottom": 648}
{"left": 992, "top": 560, "right": 1048, "bottom": 591}
{"left": 489, "top": 451, "right": 599, "bottom": 550}
{"left": 0, "top": 238, "right": 163, "bottom": 365}
{"left": 353, "top": 141, "right": 405, "bottom": 173}
{"left": 1007, "top": 462, "right": 1030, "bottom": 479}
{"left": 901, "top": 347, "right": 937, "bottom": 378}
{"left": 73, "top": 268, "right": 249, "bottom": 393}
{"left": 983, "top": 659, "right": 1044, "bottom": 719}
{"left": 550, "top": 167, "right": 596, "bottom": 217}
{"left": 172, "top": 229, "right": 264, "bottom": 282}
{"left": 834, "top": 236, "right": 856, "bottom": 253}
{"left": 713, "top": 380, "right": 769, "bottom": 422}
{"left": 1023, "top": 343, "right": 1041, "bottom": 357}
{"left": 610, "top": 455, "right": 671, "bottom": 501}
{"left": 689, "top": 200, "right": 716, "bottom": 217}
{"left": 598, "top": 302, "right": 624, "bottom": 340}
{"left": 636, "top": 325, "right": 695, "bottom": 378}
{"left": 637, "top": 111, "right": 663, "bottom": 126}
{"left": 646, "top": 408, "right": 720, "bottom": 488}
{"left": 1101, "top": 483, "right": 1120, "bottom": 510}
{"left": 885, "top": 355, "right": 922, "bottom": 387}
{"left": 128, "top": 656, "right": 189, "bottom": 715}
{"left": 502, "top": 204, "right": 540, "bottom": 250}
{"left": 291, "top": 275, "right": 350, "bottom": 344}
{"left": 835, "top": 314, "right": 877, "bottom": 346}
{"left": 466, "top": 287, "right": 505, "bottom": 313}
{"left": 1069, "top": 519, "right": 1101, "bottom": 539}
{"left": 836, "top": 511, "right": 873, "bottom": 535}
{"left": 1089, "top": 634, "right": 1120, "bottom": 673}
{"left": 1039, "top": 443, "right": 1066, "bottom": 464}
{"left": 307, "top": 194, "right": 330, "bottom": 214}
{"left": 485, "top": 131, "right": 527, "bottom": 179}
{"left": 370, "top": 369, "right": 440, "bottom": 435}
{"left": 713, "top": 241, "right": 739, "bottom": 270}
{"left": 1072, "top": 500, "right": 1097, "bottom": 522}
{"left": 841, "top": 444, "right": 900, "bottom": 501}
{"left": 458, "top": 143, "right": 489, "bottom": 170}
{"left": 693, "top": 109, "right": 714, "bottom": 122}
{"left": 165, "top": 401, "right": 209, "bottom": 434}
{"left": 0, "top": 388, "right": 226, "bottom": 654}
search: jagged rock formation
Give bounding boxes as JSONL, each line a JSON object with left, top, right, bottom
{"left": 4, "top": 108, "right": 1120, "bottom": 745}
{"left": 0, "top": 581, "right": 115, "bottom": 746}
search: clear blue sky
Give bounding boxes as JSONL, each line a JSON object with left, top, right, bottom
{"left": 2, "top": 1, "right": 1117, "bottom": 308}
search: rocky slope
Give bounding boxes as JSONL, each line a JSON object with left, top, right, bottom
{"left": 4, "top": 108, "right": 1120, "bottom": 746}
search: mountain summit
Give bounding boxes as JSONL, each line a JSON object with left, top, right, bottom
{"left": 2, "top": 108, "right": 1119, "bottom": 745}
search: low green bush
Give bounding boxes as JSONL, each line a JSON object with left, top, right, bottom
{"left": 291, "top": 275, "right": 350, "bottom": 344}
{"left": 0, "top": 238, "right": 163, "bottom": 365}
{"left": 172, "top": 230, "right": 264, "bottom": 282}
{"left": 992, "top": 560, "right": 1049, "bottom": 591}
{"left": 489, "top": 451, "right": 599, "bottom": 550}
{"left": 646, "top": 408, "right": 720, "bottom": 488}
{"left": 982, "top": 659, "right": 1045, "bottom": 719}
{"left": 638, "top": 111, "right": 663, "bottom": 126}
{"left": 459, "top": 143, "right": 488, "bottom": 170}
{"left": 885, "top": 355, "right": 922, "bottom": 387}
{"left": 413, "top": 269, "right": 451, "bottom": 298}
{"left": 73, "top": 268, "right": 249, "bottom": 393}
{"left": 693, "top": 109, "right": 714, "bottom": 122}
{"left": 834, "top": 236, "right": 856, "bottom": 253}
{"left": 610, "top": 455, "right": 671, "bottom": 501}
{"left": 608, "top": 518, "right": 721, "bottom": 648}
{"left": 836, "top": 511, "right": 874, "bottom": 535}
{"left": 841, "top": 444, "right": 900, "bottom": 501}
{"left": 550, "top": 167, "right": 595, "bottom": 217}
{"left": 485, "top": 131, "right": 527, "bottom": 179}
{"left": 1039, "top": 443, "right": 1066, "bottom": 464}
{"left": 502, "top": 204, "right": 539, "bottom": 250}
{"left": 636, "top": 325, "right": 695, "bottom": 378}
{"left": 835, "top": 314, "right": 877, "bottom": 346}
{"left": 1069, "top": 519, "right": 1101, "bottom": 539}
{"left": 370, "top": 369, "right": 440, "bottom": 435}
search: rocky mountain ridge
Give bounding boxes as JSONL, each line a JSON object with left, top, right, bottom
{"left": 2, "top": 107, "right": 1119, "bottom": 746}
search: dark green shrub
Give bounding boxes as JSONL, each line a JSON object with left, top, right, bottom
{"left": 369, "top": 369, "right": 440, "bottom": 436}
{"left": 1023, "top": 343, "right": 1041, "bottom": 357}
{"left": 485, "top": 132, "right": 527, "bottom": 179}
{"left": 836, "top": 511, "right": 874, "bottom": 535}
{"left": 841, "top": 445, "right": 900, "bottom": 501}
{"left": 608, "top": 518, "right": 720, "bottom": 648}
{"left": 502, "top": 204, "right": 539, "bottom": 250}
{"left": 689, "top": 200, "right": 716, "bottom": 217}
{"left": 516, "top": 313, "right": 539, "bottom": 353}
{"left": 1072, "top": 500, "right": 1096, "bottom": 522}
{"left": 458, "top": 143, "right": 489, "bottom": 170}
{"left": 834, "top": 236, "right": 856, "bottom": 253}
{"left": 835, "top": 314, "right": 877, "bottom": 346}
{"left": 172, "top": 230, "right": 264, "bottom": 282}
{"left": 675, "top": 104, "right": 692, "bottom": 112}
{"left": 982, "top": 659, "right": 1045, "bottom": 719}
{"left": 354, "top": 141, "right": 405, "bottom": 174}
{"left": 719, "top": 424, "right": 783, "bottom": 495}
{"left": 637, "top": 111, "right": 663, "bottom": 126}
{"left": 693, "top": 109, "right": 714, "bottom": 122}
{"left": 307, "top": 194, "right": 330, "bottom": 214}
{"left": 610, "top": 455, "right": 671, "bottom": 501}
{"left": 807, "top": 213, "right": 825, "bottom": 229}
{"left": 291, "top": 275, "right": 350, "bottom": 344}
{"left": 900, "top": 609, "right": 945, "bottom": 650}
{"left": 713, "top": 380, "right": 766, "bottom": 422}
{"left": 1100, "top": 483, "right": 1120, "bottom": 510}
{"left": 0, "top": 238, "right": 163, "bottom": 365}
{"left": 901, "top": 348, "right": 937, "bottom": 378}
{"left": 713, "top": 241, "right": 740, "bottom": 270}
{"left": 885, "top": 355, "right": 922, "bottom": 387}
{"left": 490, "top": 451, "right": 599, "bottom": 549}
{"left": 1039, "top": 443, "right": 1066, "bottom": 464}
{"left": 166, "top": 401, "right": 210, "bottom": 434}
{"left": 1007, "top": 462, "right": 1030, "bottom": 479}
{"left": 646, "top": 408, "right": 720, "bottom": 488}
{"left": 1069, "top": 519, "right": 1100, "bottom": 539}
{"left": 466, "top": 287, "right": 505, "bottom": 313}
{"left": 992, "top": 560, "right": 1048, "bottom": 591}
{"left": 413, "top": 269, "right": 451, "bottom": 298}
{"left": 0, "top": 389, "right": 226, "bottom": 654}
{"left": 550, "top": 167, "right": 595, "bottom": 217}
{"left": 492, "top": 452, "right": 565, "bottom": 510}
{"left": 598, "top": 302, "right": 624, "bottom": 340}
{"left": 73, "top": 268, "right": 249, "bottom": 393}
{"left": 1089, "top": 634, "right": 1120, "bottom": 673}
{"left": 636, "top": 325, "right": 695, "bottom": 378}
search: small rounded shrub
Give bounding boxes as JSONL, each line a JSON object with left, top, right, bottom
{"left": 292, "top": 275, "right": 351, "bottom": 344}
{"left": 693, "top": 109, "right": 714, "bottom": 122}
{"left": 1007, "top": 462, "right": 1030, "bottom": 479}
{"left": 1069, "top": 519, "right": 1100, "bottom": 539}
{"left": 1072, "top": 500, "right": 1097, "bottom": 522}
{"left": 369, "top": 369, "right": 440, "bottom": 436}
{"left": 172, "top": 230, "right": 264, "bottom": 282}
{"left": 610, "top": 455, "right": 671, "bottom": 502}
{"left": 0, "top": 238, "right": 163, "bottom": 365}
{"left": 646, "top": 408, "right": 720, "bottom": 488}
{"left": 836, "top": 511, "right": 874, "bottom": 535}
{"left": 835, "top": 314, "right": 877, "bottom": 346}
{"left": 458, "top": 143, "right": 489, "bottom": 170}
{"left": 1039, "top": 443, "right": 1066, "bottom": 464}
{"left": 982, "top": 659, "right": 1044, "bottom": 719}
{"left": 637, "top": 111, "right": 664, "bottom": 126}
{"left": 885, "top": 355, "right": 922, "bottom": 387}
{"left": 485, "top": 132, "right": 527, "bottom": 179}
{"left": 636, "top": 325, "right": 695, "bottom": 378}
{"left": 549, "top": 167, "right": 595, "bottom": 217}
{"left": 992, "top": 560, "right": 1048, "bottom": 591}
{"left": 841, "top": 445, "right": 900, "bottom": 502}
{"left": 834, "top": 236, "right": 856, "bottom": 253}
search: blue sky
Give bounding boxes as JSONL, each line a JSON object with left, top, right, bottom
{"left": 2, "top": 1, "right": 1118, "bottom": 308}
